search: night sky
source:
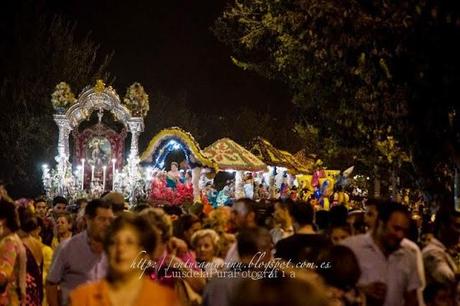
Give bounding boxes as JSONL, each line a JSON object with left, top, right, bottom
{"left": 42, "top": 0, "right": 292, "bottom": 116}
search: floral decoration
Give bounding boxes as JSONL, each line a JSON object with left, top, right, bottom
{"left": 123, "top": 82, "right": 149, "bottom": 117}
{"left": 51, "top": 82, "right": 76, "bottom": 110}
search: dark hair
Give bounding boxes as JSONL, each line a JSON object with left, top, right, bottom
{"left": 34, "top": 197, "right": 47, "bottom": 205}
{"left": 423, "top": 282, "right": 452, "bottom": 304}
{"left": 377, "top": 201, "right": 409, "bottom": 224}
{"left": 237, "top": 227, "right": 272, "bottom": 258}
{"left": 21, "top": 216, "right": 40, "bottom": 233}
{"left": 85, "top": 199, "right": 112, "bottom": 219}
{"left": 365, "top": 198, "right": 384, "bottom": 209}
{"left": 104, "top": 213, "right": 158, "bottom": 255}
{"left": 433, "top": 205, "right": 460, "bottom": 235}
{"left": 53, "top": 196, "right": 68, "bottom": 207}
{"left": 315, "top": 210, "right": 330, "bottom": 231}
{"left": 0, "top": 200, "right": 20, "bottom": 232}
{"left": 317, "top": 245, "right": 361, "bottom": 291}
{"left": 329, "top": 204, "right": 348, "bottom": 227}
{"left": 289, "top": 201, "right": 314, "bottom": 226}
{"left": 174, "top": 214, "right": 200, "bottom": 238}
{"left": 162, "top": 205, "right": 183, "bottom": 217}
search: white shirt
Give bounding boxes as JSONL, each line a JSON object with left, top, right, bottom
{"left": 422, "top": 237, "right": 457, "bottom": 285}
{"left": 401, "top": 238, "right": 426, "bottom": 306}
{"left": 342, "top": 233, "right": 421, "bottom": 306}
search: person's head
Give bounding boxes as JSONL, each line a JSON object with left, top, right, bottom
{"left": 171, "top": 162, "right": 178, "bottom": 171}
{"left": 230, "top": 277, "right": 329, "bottom": 306}
{"left": 237, "top": 227, "right": 273, "bottom": 264}
{"left": 191, "top": 229, "right": 220, "bottom": 262}
{"left": 374, "top": 201, "right": 410, "bottom": 253}
{"left": 0, "top": 200, "right": 20, "bottom": 236}
{"left": 104, "top": 213, "right": 158, "bottom": 279}
{"left": 288, "top": 201, "right": 314, "bottom": 229}
{"left": 273, "top": 201, "right": 292, "bottom": 229}
{"left": 175, "top": 214, "right": 201, "bottom": 246}
{"left": 21, "top": 216, "right": 41, "bottom": 237}
{"left": 162, "top": 205, "right": 182, "bottom": 221}
{"left": 55, "top": 213, "right": 73, "bottom": 236}
{"left": 102, "top": 192, "right": 125, "bottom": 216}
{"left": 421, "top": 222, "right": 435, "bottom": 249}
{"left": 76, "top": 198, "right": 88, "bottom": 210}
{"left": 329, "top": 225, "right": 351, "bottom": 245}
{"left": 314, "top": 210, "right": 330, "bottom": 232}
{"left": 52, "top": 196, "right": 68, "bottom": 216}
{"left": 231, "top": 198, "right": 257, "bottom": 229}
{"left": 364, "top": 198, "right": 383, "bottom": 230}
{"left": 33, "top": 217, "right": 45, "bottom": 239}
{"left": 138, "top": 207, "right": 172, "bottom": 253}
{"left": 424, "top": 282, "right": 454, "bottom": 306}
{"left": 317, "top": 245, "right": 361, "bottom": 291}
{"left": 329, "top": 204, "right": 348, "bottom": 227}
{"left": 85, "top": 199, "right": 114, "bottom": 242}
{"left": 434, "top": 205, "right": 460, "bottom": 248}
{"left": 34, "top": 198, "right": 48, "bottom": 219}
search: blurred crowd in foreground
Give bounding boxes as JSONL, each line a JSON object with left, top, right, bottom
{"left": 0, "top": 181, "right": 459, "bottom": 306}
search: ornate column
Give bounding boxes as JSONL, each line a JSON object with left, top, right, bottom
{"left": 125, "top": 117, "right": 144, "bottom": 204}
{"left": 127, "top": 117, "right": 144, "bottom": 161}
{"left": 191, "top": 166, "right": 202, "bottom": 203}
{"left": 235, "top": 170, "right": 245, "bottom": 199}
{"left": 53, "top": 114, "right": 72, "bottom": 182}
{"left": 54, "top": 115, "right": 72, "bottom": 160}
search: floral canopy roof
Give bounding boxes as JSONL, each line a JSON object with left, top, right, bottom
{"left": 140, "top": 127, "right": 215, "bottom": 169}
{"left": 250, "top": 137, "right": 309, "bottom": 174}
{"left": 203, "top": 138, "right": 267, "bottom": 172}
{"left": 294, "top": 149, "right": 316, "bottom": 172}
{"left": 279, "top": 150, "right": 311, "bottom": 174}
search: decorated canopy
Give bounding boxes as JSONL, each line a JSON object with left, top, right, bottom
{"left": 204, "top": 138, "right": 267, "bottom": 172}
{"left": 279, "top": 150, "right": 311, "bottom": 174}
{"left": 250, "top": 137, "right": 309, "bottom": 174}
{"left": 294, "top": 149, "right": 316, "bottom": 172}
{"left": 140, "top": 127, "right": 215, "bottom": 169}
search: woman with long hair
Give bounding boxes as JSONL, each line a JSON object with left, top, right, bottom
{"left": 0, "top": 200, "right": 27, "bottom": 305}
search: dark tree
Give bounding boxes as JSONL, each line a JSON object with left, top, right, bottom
{"left": 213, "top": 0, "right": 460, "bottom": 200}
{"left": 0, "top": 2, "right": 112, "bottom": 197}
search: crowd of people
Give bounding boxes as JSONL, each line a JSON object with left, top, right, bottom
{"left": 0, "top": 181, "right": 459, "bottom": 306}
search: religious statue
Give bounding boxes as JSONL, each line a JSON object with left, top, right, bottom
{"left": 166, "top": 162, "right": 181, "bottom": 189}
{"left": 87, "top": 137, "right": 110, "bottom": 168}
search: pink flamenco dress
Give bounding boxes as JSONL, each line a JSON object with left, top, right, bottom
{"left": 0, "top": 233, "right": 27, "bottom": 306}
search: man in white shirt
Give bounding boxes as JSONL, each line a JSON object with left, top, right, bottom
{"left": 364, "top": 199, "right": 426, "bottom": 305}
{"left": 343, "top": 201, "right": 421, "bottom": 306}
{"left": 422, "top": 207, "right": 460, "bottom": 286}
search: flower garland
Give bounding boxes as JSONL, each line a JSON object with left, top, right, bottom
{"left": 51, "top": 82, "right": 76, "bottom": 110}
{"left": 123, "top": 82, "right": 149, "bottom": 117}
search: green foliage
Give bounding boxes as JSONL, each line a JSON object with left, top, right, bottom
{"left": 213, "top": 0, "right": 416, "bottom": 158}
{"left": 213, "top": 0, "right": 460, "bottom": 198}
